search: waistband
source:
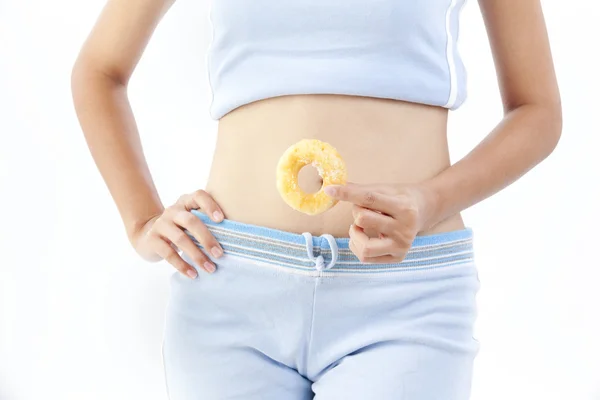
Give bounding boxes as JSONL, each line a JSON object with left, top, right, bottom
{"left": 190, "top": 210, "right": 474, "bottom": 275}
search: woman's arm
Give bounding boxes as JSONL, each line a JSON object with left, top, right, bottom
{"left": 324, "top": 0, "right": 561, "bottom": 262}
{"left": 71, "top": 0, "right": 225, "bottom": 277}
{"left": 419, "top": 0, "right": 562, "bottom": 229}
{"left": 71, "top": 0, "right": 175, "bottom": 242}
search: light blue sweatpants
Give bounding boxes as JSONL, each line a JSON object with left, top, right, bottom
{"left": 162, "top": 210, "right": 480, "bottom": 399}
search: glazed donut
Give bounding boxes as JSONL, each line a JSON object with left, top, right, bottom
{"left": 276, "top": 139, "right": 347, "bottom": 215}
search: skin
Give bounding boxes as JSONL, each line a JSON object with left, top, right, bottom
{"left": 72, "top": 0, "right": 561, "bottom": 277}
{"left": 326, "top": 0, "right": 562, "bottom": 263}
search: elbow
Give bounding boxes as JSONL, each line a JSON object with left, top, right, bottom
{"left": 510, "top": 99, "right": 562, "bottom": 159}
{"left": 71, "top": 55, "right": 126, "bottom": 97}
{"left": 70, "top": 56, "right": 126, "bottom": 116}
{"left": 70, "top": 57, "right": 96, "bottom": 107}
{"left": 504, "top": 89, "right": 563, "bottom": 158}
{"left": 70, "top": 58, "right": 86, "bottom": 100}
{"left": 70, "top": 59, "right": 88, "bottom": 116}
{"left": 542, "top": 100, "right": 563, "bottom": 156}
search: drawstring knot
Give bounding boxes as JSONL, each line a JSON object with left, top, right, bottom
{"left": 302, "top": 232, "right": 338, "bottom": 271}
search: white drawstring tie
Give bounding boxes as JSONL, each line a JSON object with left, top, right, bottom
{"left": 302, "top": 232, "right": 338, "bottom": 271}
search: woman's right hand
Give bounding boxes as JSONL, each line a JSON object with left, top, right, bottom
{"left": 131, "top": 189, "right": 225, "bottom": 279}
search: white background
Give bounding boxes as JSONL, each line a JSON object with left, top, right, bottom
{"left": 1, "top": 0, "right": 599, "bottom": 399}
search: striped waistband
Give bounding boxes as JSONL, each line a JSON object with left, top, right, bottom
{"left": 190, "top": 210, "right": 474, "bottom": 274}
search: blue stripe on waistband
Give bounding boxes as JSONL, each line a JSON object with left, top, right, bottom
{"left": 189, "top": 210, "right": 474, "bottom": 273}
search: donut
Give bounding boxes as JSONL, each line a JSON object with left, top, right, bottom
{"left": 276, "top": 139, "right": 347, "bottom": 215}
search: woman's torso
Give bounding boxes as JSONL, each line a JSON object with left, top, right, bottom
{"left": 206, "top": 94, "right": 464, "bottom": 238}
{"left": 204, "top": 0, "right": 468, "bottom": 237}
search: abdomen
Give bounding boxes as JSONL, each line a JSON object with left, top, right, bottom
{"left": 205, "top": 94, "right": 464, "bottom": 237}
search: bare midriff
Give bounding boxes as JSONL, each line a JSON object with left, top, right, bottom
{"left": 205, "top": 94, "right": 464, "bottom": 238}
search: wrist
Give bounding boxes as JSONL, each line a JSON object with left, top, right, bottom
{"left": 413, "top": 179, "right": 442, "bottom": 232}
{"left": 128, "top": 213, "right": 164, "bottom": 263}
{"left": 127, "top": 212, "right": 162, "bottom": 245}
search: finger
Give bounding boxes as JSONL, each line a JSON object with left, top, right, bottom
{"left": 345, "top": 182, "right": 398, "bottom": 196}
{"left": 172, "top": 210, "right": 223, "bottom": 259}
{"left": 159, "top": 221, "right": 216, "bottom": 274}
{"left": 348, "top": 223, "right": 370, "bottom": 246}
{"left": 349, "top": 234, "right": 407, "bottom": 264}
{"left": 351, "top": 205, "right": 381, "bottom": 238}
{"left": 359, "top": 253, "right": 407, "bottom": 264}
{"left": 349, "top": 238, "right": 361, "bottom": 261}
{"left": 349, "top": 224, "right": 399, "bottom": 259}
{"left": 150, "top": 236, "right": 200, "bottom": 278}
{"left": 179, "top": 190, "right": 224, "bottom": 222}
{"left": 352, "top": 205, "right": 396, "bottom": 234}
{"left": 325, "top": 184, "right": 398, "bottom": 215}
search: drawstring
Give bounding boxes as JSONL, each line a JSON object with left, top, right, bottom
{"left": 301, "top": 232, "right": 338, "bottom": 271}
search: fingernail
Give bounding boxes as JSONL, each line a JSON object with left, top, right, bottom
{"left": 212, "top": 211, "right": 223, "bottom": 222}
{"left": 204, "top": 262, "right": 216, "bottom": 273}
{"left": 324, "top": 186, "right": 338, "bottom": 196}
{"left": 211, "top": 246, "right": 223, "bottom": 258}
{"left": 186, "top": 269, "right": 198, "bottom": 279}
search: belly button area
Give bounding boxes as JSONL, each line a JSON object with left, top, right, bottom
{"left": 298, "top": 164, "right": 324, "bottom": 194}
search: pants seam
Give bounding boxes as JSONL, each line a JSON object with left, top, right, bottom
{"left": 304, "top": 276, "right": 321, "bottom": 379}
{"left": 162, "top": 339, "right": 171, "bottom": 400}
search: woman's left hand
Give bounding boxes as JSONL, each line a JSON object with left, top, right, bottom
{"left": 324, "top": 182, "right": 435, "bottom": 263}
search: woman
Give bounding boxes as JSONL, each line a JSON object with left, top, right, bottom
{"left": 71, "top": 0, "right": 561, "bottom": 398}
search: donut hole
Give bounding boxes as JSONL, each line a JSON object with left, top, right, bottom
{"left": 298, "top": 164, "right": 323, "bottom": 194}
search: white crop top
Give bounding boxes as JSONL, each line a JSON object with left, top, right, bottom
{"left": 206, "top": 0, "right": 468, "bottom": 120}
